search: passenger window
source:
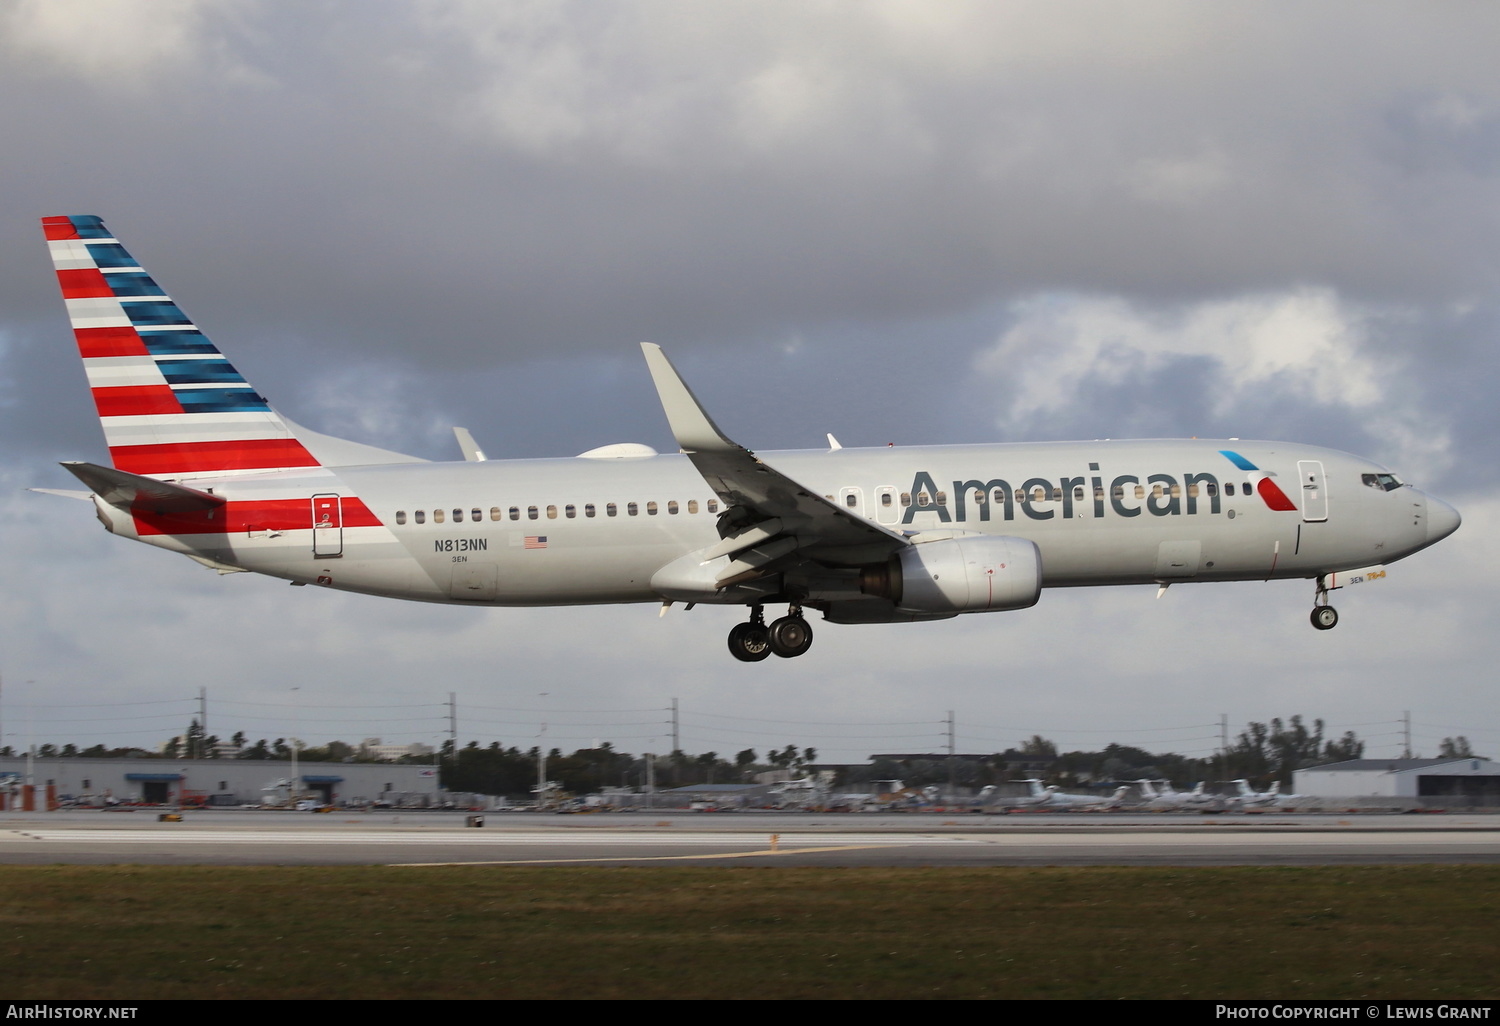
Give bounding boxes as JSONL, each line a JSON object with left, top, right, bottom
{"left": 415, "top": 510, "right": 426, "bottom": 524}
{"left": 472, "top": 508, "right": 482, "bottom": 521}
{"left": 936, "top": 491, "right": 947, "bottom": 505}
{"left": 395, "top": 511, "right": 407, "bottom": 525}
{"left": 1151, "top": 485, "right": 1163, "bottom": 499}
{"left": 547, "top": 505, "right": 558, "bottom": 519}
{"left": 900, "top": 492, "right": 911, "bottom": 507}
{"left": 1033, "top": 487, "right": 1047, "bottom": 502}
{"left": 668, "top": 500, "right": 678, "bottom": 514}
{"left": 490, "top": 507, "right": 502, "bottom": 521}
{"left": 647, "top": 501, "right": 658, "bottom": 515}
{"left": 585, "top": 504, "right": 596, "bottom": 518}
{"left": 607, "top": 503, "right": 618, "bottom": 517}
{"left": 453, "top": 509, "right": 464, "bottom": 522}
{"left": 1112, "top": 486, "right": 1124, "bottom": 501}
{"left": 628, "top": 502, "right": 638, "bottom": 516}
{"left": 433, "top": 509, "right": 446, "bottom": 524}
{"left": 1094, "top": 485, "right": 1105, "bottom": 501}
{"left": 1226, "top": 483, "right": 1236, "bottom": 496}
{"left": 845, "top": 494, "right": 857, "bottom": 508}
{"left": 565, "top": 504, "right": 576, "bottom": 518}
{"left": 1073, "top": 486, "right": 1084, "bottom": 502}
{"left": 882, "top": 493, "right": 893, "bottom": 507}
{"left": 528, "top": 506, "right": 538, "bottom": 520}
{"left": 509, "top": 507, "right": 520, "bottom": 520}
{"left": 687, "top": 499, "right": 699, "bottom": 514}
{"left": 973, "top": 490, "right": 986, "bottom": 504}
{"left": 1206, "top": 483, "right": 1217, "bottom": 497}
{"left": 1187, "top": 485, "right": 1199, "bottom": 499}
{"left": 1133, "top": 485, "right": 1145, "bottom": 500}
{"left": 707, "top": 499, "right": 718, "bottom": 513}
{"left": 994, "top": 489, "right": 1006, "bottom": 503}
{"left": 917, "top": 492, "right": 930, "bottom": 507}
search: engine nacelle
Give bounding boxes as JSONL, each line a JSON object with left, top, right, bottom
{"left": 868, "top": 536, "right": 1042, "bottom": 614}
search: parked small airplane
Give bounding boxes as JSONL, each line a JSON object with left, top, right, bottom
{"left": 1228, "top": 779, "right": 1303, "bottom": 810}
{"left": 1136, "top": 779, "right": 1219, "bottom": 811}
{"left": 1015, "top": 779, "right": 1128, "bottom": 811}
{"left": 38, "top": 215, "right": 1461, "bottom": 661}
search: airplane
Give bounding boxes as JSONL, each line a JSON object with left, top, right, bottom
{"left": 36, "top": 215, "right": 1462, "bottom": 662}
{"left": 1014, "top": 779, "right": 1129, "bottom": 811}
{"left": 1228, "top": 779, "right": 1303, "bottom": 810}
{"left": 1136, "top": 779, "right": 1219, "bottom": 812}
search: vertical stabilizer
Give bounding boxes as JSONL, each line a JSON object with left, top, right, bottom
{"left": 42, "top": 215, "right": 320, "bottom": 479}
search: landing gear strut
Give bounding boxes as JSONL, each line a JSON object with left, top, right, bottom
{"left": 1310, "top": 583, "right": 1339, "bottom": 631}
{"left": 727, "top": 605, "right": 814, "bottom": 661}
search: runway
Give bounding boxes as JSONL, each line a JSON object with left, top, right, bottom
{"left": 2, "top": 810, "right": 1497, "bottom": 866}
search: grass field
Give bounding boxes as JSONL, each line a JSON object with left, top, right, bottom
{"left": 2, "top": 864, "right": 1496, "bottom": 1000}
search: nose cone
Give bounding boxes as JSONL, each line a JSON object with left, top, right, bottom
{"left": 1426, "top": 495, "right": 1461, "bottom": 544}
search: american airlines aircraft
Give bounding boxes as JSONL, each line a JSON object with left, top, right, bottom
{"left": 38, "top": 215, "right": 1462, "bottom": 662}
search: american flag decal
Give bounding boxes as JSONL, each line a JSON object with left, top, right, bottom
{"left": 524, "top": 536, "right": 548, "bottom": 549}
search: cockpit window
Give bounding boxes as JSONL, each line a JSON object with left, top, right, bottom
{"left": 1362, "top": 473, "right": 1403, "bottom": 491}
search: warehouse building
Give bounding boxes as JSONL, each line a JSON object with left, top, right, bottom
{"left": 0, "top": 756, "right": 439, "bottom": 808}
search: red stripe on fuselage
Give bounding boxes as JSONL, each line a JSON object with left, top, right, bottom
{"left": 133, "top": 497, "right": 383, "bottom": 536}
{"left": 92, "top": 385, "right": 183, "bottom": 417}
{"left": 1257, "top": 478, "right": 1298, "bottom": 512}
{"left": 56, "top": 268, "right": 112, "bottom": 298}
{"left": 76, "top": 326, "right": 150, "bottom": 358}
{"left": 109, "top": 438, "right": 321, "bottom": 476}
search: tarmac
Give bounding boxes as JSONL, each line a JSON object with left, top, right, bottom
{"left": 1, "top": 808, "right": 1497, "bottom": 866}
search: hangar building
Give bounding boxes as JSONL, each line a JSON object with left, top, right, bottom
{"left": 1295, "top": 758, "right": 1500, "bottom": 807}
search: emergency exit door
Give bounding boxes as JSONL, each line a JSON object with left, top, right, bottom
{"left": 311, "top": 494, "right": 343, "bottom": 556}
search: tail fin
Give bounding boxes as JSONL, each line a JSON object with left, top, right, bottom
{"left": 42, "top": 215, "right": 320, "bottom": 479}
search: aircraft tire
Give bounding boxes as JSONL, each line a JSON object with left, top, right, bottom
{"left": 728, "top": 621, "right": 772, "bottom": 662}
{"left": 1310, "top": 606, "right": 1339, "bottom": 630}
{"left": 768, "top": 615, "right": 814, "bottom": 658}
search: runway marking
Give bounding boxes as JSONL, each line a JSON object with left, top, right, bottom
{"left": 393, "top": 845, "right": 892, "bottom": 867}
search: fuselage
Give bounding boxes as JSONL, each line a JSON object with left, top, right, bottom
{"left": 95, "top": 437, "right": 1456, "bottom": 610}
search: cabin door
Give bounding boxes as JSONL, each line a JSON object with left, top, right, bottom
{"left": 1296, "top": 461, "right": 1328, "bottom": 522}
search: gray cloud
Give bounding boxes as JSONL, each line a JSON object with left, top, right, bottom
{"left": 1, "top": 2, "right": 1494, "bottom": 762}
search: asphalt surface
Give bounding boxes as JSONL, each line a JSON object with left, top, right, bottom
{"left": 1, "top": 809, "right": 1496, "bottom": 866}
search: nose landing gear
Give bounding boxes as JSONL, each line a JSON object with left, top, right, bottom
{"left": 1310, "top": 583, "right": 1339, "bottom": 631}
{"left": 727, "top": 605, "right": 813, "bottom": 661}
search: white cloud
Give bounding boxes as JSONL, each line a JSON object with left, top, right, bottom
{"left": 974, "top": 290, "right": 1454, "bottom": 476}
{"left": 0, "top": 0, "right": 239, "bottom": 89}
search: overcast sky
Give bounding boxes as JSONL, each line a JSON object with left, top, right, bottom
{"left": 1, "top": 1, "right": 1495, "bottom": 768}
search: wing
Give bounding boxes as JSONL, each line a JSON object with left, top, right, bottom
{"left": 640, "top": 344, "right": 907, "bottom": 587}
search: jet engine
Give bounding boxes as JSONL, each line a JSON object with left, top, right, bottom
{"left": 861, "top": 535, "right": 1042, "bottom": 614}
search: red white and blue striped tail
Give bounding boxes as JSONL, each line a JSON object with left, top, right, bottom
{"left": 42, "top": 215, "right": 321, "bottom": 479}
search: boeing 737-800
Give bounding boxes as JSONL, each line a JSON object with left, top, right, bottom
{"left": 38, "top": 215, "right": 1461, "bottom": 662}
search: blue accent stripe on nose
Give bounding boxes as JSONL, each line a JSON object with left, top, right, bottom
{"left": 1219, "top": 449, "right": 1258, "bottom": 471}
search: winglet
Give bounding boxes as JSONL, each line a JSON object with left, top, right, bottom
{"left": 639, "top": 344, "right": 739, "bottom": 453}
{"left": 453, "top": 426, "right": 487, "bottom": 462}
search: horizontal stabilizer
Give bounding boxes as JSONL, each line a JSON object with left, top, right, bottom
{"left": 61, "top": 461, "right": 225, "bottom": 514}
{"left": 27, "top": 487, "right": 92, "bottom": 501}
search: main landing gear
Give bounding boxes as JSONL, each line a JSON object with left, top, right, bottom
{"left": 727, "top": 605, "right": 814, "bottom": 662}
{"left": 1310, "top": 582, "right": 1339, "bottom": 631}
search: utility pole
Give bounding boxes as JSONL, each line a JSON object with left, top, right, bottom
{"left": 671, "top": 698, "right": 679, "bottom": 756}
{"left": 1403, "top": 710, "right": 1412, "bottom": 759}
{"left": 448, "top": 692, "right": 458, "bottom": 757}
{"left": 946, "top": 710, "right": 956, "bottom": 801}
